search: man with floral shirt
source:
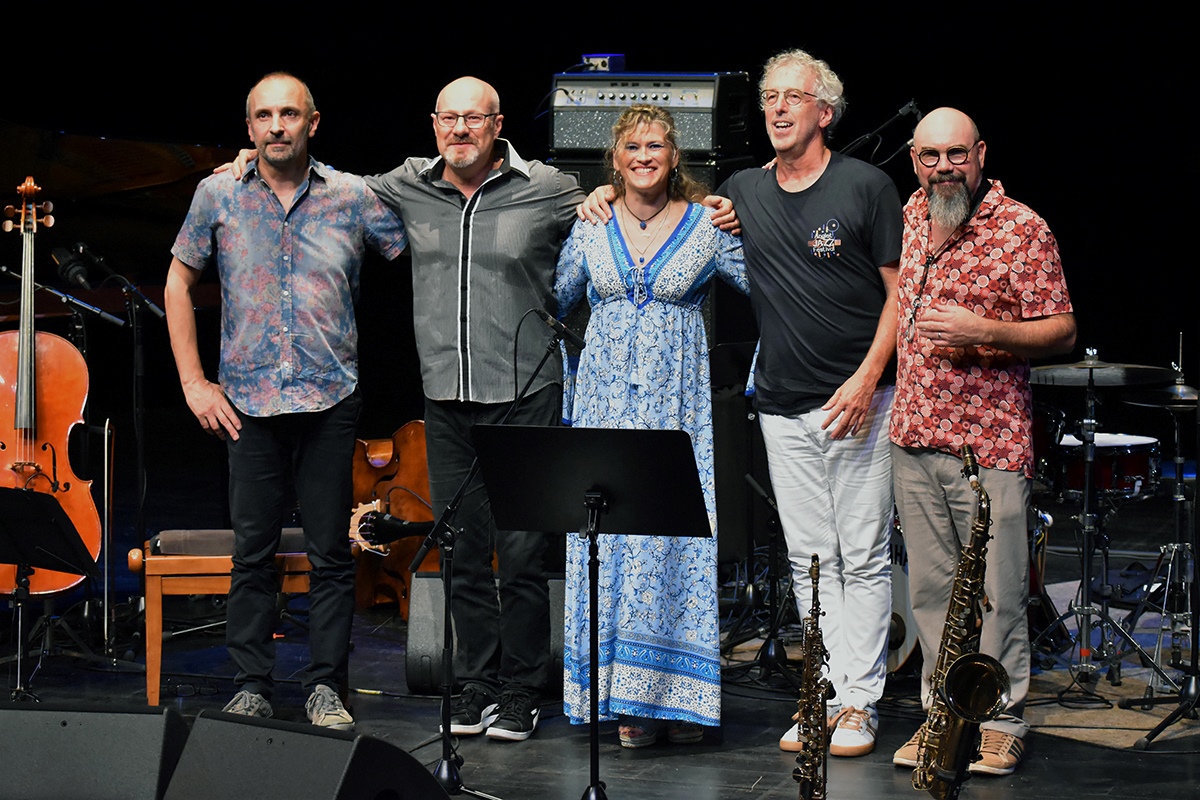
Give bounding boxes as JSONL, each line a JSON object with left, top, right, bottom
{"left": 163, "top": 72, "right": 408, "bottom": 731}
{"left": 889, "top": 107, "right": 1075, "bottom": 776}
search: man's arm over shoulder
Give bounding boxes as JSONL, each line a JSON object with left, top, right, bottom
{"left": 362, "top": 184, "right": 409, "bottom": 260}
{"left": 363, "top": 157, "right": 432, "bottom": 214}
{"left": 531, "top": 160, "right": 587, "bottom": 240}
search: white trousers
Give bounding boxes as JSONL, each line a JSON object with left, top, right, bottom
{"left": 759, "top": 387, "right": 894, "bottom": 710}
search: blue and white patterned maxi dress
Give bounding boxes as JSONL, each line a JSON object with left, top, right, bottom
{"left": 554, "top": 204, "right": 747, "bottom": 727}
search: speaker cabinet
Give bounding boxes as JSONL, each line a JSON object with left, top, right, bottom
{"left": 0, "top": 703, "right": 188, "bottom": 800}
{"left": 164, "top": 710, "right": 447, "bottom": 799}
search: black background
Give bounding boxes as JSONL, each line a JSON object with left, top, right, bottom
{"left": 1, "top": 12, "right": 1193, "bottom": 536}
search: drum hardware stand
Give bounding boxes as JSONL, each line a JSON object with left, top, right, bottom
{"left": 1030, "top": 352, "right": 1178, "bottom": 691}
{"left": 1116, "top": 353, "right": 1199, "bottom": 745}
{"left": 721, "top": 475, "right": 803, "bottom": 691}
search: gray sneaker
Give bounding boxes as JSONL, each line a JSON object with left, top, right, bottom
{"left": 306, "top": 685, "right": 355, "bottom": 731}
{"left": 223, "top": 690, "right": 273, "bottom": 718}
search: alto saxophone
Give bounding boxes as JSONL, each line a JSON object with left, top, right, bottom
{"left": 793, "top": 553, "right": 831, "bottom": 800}
{"left": 911, "top": 445, "right": 1011, "bottom": 800}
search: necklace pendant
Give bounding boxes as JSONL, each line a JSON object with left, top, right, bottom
{"left": 638, "top": 256, "right": 645, "bottom": 264}
{"left": 639, "top": 221, "right": 647, "bottom": 230}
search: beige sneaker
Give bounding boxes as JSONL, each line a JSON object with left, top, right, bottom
{"left": 828, "top": 706, "right": 877, "bottom": 757}
{"left": 222, "top": 690, "right": 273, "bottom": 718}
{"left": 305, "top": 685, "right": 355, "bottom": 731}
{"left": 969, "top": 729, "right": 1025, "bottom": 775}
{"left": 892, "top": 724, "right": 925, "bottom": 767}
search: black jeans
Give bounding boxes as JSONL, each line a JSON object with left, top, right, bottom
{"left": 424, "top": 384, "right": 560, "bottom": 696}
{"left": 225, "top": 389, "right": 361, "bottom": 699}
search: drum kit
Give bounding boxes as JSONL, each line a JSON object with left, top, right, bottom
{"left": 1029, "top": 346, "right": 1195, "bottom": 718}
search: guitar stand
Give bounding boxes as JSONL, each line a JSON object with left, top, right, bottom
{"left": 721, "top": 474, "right": 803, "bottom": 692}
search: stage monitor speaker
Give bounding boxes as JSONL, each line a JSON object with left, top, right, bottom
{"left": 164, "top": 710, "right": 448, "bottom": 800}
{"left": 0, "top": 703, "right": 188, "bottom": 800}
{"left": 406, "top": 574, "right": 564, "bottom": 695}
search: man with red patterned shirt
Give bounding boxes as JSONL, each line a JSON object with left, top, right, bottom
{"left": 889, "top": 107, "right": 1075, "bottom": 776}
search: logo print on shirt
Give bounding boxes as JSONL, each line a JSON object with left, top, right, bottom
{"left": 808, "top": 219, "right": 842, "bottom": 259}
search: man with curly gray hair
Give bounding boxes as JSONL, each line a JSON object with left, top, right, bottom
{"left": 721, "top": 47, "right": 901, "bottom": 758}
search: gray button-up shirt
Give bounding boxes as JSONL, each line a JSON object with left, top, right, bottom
{"left": 366, "top": 140, "right": 584, "bottom": 403}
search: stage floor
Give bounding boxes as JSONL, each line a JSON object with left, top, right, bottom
{"left": 4, "top": 483, "right": 1199, "bottom": 799}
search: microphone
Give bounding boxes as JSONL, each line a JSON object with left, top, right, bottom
{"left": 357, "top": 511, "right": 434, "bottom": 546}
{"left": 899, "top": 99, "right": 923, "bottom": 123}
{"left": 534, "top": 307, "right": 586, "bottom": 350}
{"left": 52, "top": 245, "right": 92, "bottom": 290}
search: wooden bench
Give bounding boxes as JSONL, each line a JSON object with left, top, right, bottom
{"left": 127, "top": 528, "right": 310, "bottom": 706}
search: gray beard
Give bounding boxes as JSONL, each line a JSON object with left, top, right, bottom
{"left": 928, "top": 180, "right": 972, "bottom": 229}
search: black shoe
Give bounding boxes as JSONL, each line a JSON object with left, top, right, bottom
{"left": 448, "top": 685, "right": 499, "bottom": 736}
{"left": 486, "top": 687, "right": 541, "bottom": 742}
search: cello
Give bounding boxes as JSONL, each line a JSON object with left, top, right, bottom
{"left": 1, "top": 177, "right": 102, "bottom": 594}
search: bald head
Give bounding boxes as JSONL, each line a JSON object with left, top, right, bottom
{"left": 913, "top": 107, "right": 980, "bottom": 150}
{"left": 436, "top": 76, "right": 500, "bottom": 115}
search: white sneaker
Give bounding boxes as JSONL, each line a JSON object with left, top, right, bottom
{"left": 828, "top": 706, "right": 877, "bottom": 757}
{"left": 778, "top": 704, "right": 842, "bottom": 752}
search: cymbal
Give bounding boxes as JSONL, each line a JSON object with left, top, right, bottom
{"left": 1031, "top": 358, "right": 1176, "bottom": 387}
{"left": 1123, "top": 383, "right": 1199, "bottom": 411}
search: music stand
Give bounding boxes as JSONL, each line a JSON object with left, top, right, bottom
{"left": 472, "top": 424, "right": 711, "bottom": 800}
{"left": 0, "top": 487, "right": 101, "bottom": 700}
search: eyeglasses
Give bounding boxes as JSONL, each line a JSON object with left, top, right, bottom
{"left": 759, "top": 89, "right": 820, "bottom": 108}
{"left": 433, "top": 112, "right": 498, "bottom": 129}
{"left": 916, "top": 142, "right": 979, "bottom": 168}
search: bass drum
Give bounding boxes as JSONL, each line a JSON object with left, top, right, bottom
{"left": 888, "top": 512, "right": 919, "bottom": 673}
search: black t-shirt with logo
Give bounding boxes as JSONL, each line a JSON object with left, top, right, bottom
{"left": 720, "top": 152, "right": 902, "bottom": 416}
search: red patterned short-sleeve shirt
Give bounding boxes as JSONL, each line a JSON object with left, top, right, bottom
{"left": 890, "top": 180, "right": 1072, "bottom": 476}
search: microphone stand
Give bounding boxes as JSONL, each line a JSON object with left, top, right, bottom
{"left": 366, "top": 314, "right": 573, "bottom": 799}
{"left": 86, "top": 247, "right": 165, "bottom": 548}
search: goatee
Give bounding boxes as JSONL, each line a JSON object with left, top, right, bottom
{"left": 927, "top": 178, "right": 972, "bottom": 229}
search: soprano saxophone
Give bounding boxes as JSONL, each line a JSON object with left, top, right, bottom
{"left": 793, "top": 553, "right": 831, "bottom": 800}
{"left": 911, "top": 445, "right": 1011, "bottom": 800}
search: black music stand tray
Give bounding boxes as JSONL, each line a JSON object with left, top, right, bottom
{"left": 0, "top": 487, "right": 101, "bottom": 700}
{"left": 472, "top": 424, "right": 711, "bottom": 800}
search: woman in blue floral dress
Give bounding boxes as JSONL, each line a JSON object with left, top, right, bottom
{"left": 555, "top": 105, "right": 748, "bottom": 747}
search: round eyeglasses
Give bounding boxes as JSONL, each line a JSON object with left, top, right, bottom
{"left": 759, "top": 89, "right": 820, "bottom": 108}
{"left": 916, "top": 142, "right": 979, "bottom": 168}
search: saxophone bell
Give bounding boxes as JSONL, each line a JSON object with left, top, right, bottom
{"left": 941, "top": 652, "right": 1011, "bottom": 724}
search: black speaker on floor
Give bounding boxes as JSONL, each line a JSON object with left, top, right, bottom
{"left": 406, "top": 574, "right": 565, "bottom": 694}
{"left": 164, "top": 710, "right": 448, "bottom": 799}
{"left": 0, "top": 703, "right": 188, "bottom": 800}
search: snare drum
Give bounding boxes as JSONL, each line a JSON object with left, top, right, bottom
{"left": 1057, "top": 433, "right": 1160, "bottom": 501}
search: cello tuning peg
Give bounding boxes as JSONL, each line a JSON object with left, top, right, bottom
{"left": 2, "top": 219, "right": 13, "bottom": 232}
{"left": 38, "top": 201, "right": 53, "bottom": 214}
{"left": 41, "top": 214, "right": 55, "bottom": 228}
{"left": 3, "top": 204, "right": 14, "bottom": 218}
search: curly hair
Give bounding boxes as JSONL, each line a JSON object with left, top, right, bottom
{"left": 759, "top": 49, "right": 846, "bottom": 136}
{"left": 606, "top": 105, "right": 708, "bottom": 203}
